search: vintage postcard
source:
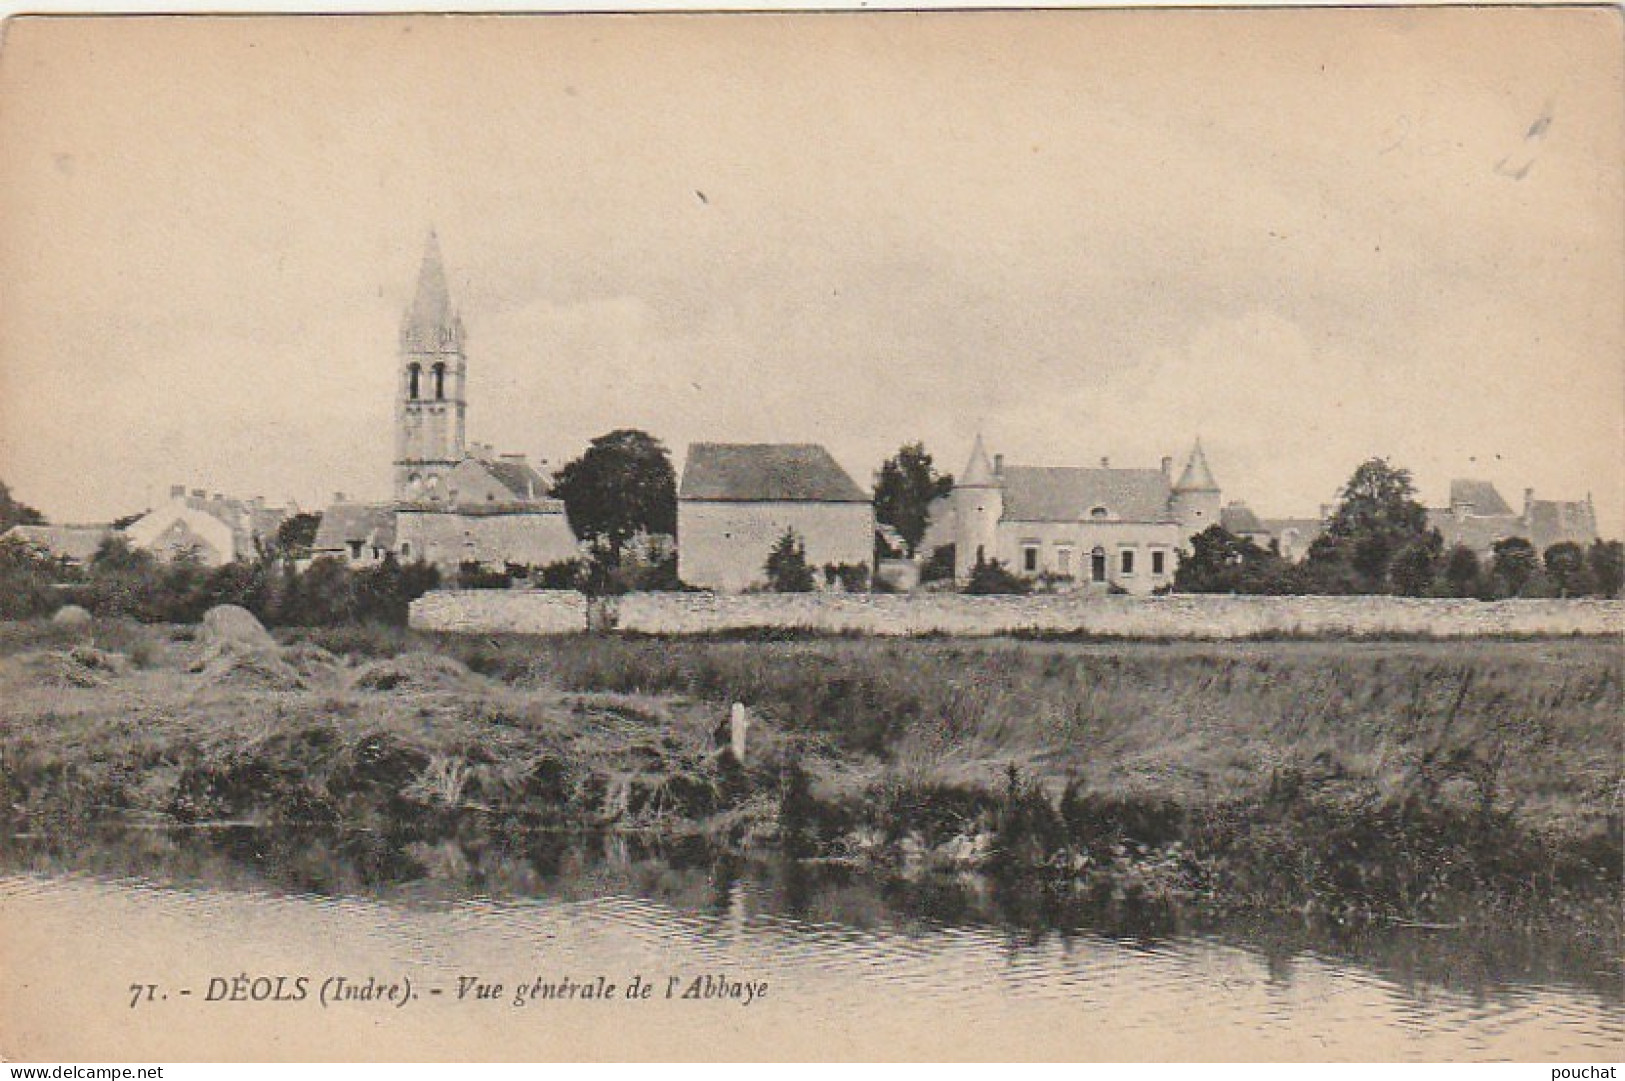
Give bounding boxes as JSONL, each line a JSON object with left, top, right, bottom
{"left": 0, "top": 7, "right": 1620, "bottom": 1064}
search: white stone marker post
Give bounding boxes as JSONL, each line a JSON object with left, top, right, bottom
{"left": 730, "top": 702, "right": 750, "bottom": 764}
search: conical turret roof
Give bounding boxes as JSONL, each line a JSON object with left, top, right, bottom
{"left": 961, "top": 433, "right": 998, "bottom": 487}
{"left": 1174, "top": 439, "right": 1219, "bottom": 492}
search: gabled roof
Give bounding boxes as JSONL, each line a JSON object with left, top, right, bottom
{"left": 1173, "top": 440, "right": 1219, "bottom": 492}
{"left": 481, "top": 458, "right": 548, "bottom": 502}
{"left": 1220, "top": 502, "right": 1266, "bottom": 535}
{"left": 1448, "top": 479, "right": 1514, "bottom": 516}
{"left": 679, "top": 443, "right": 869, "bottom": 503}
{"left": 1000, "top": 466, "right": 1173, "bottom": 523}
{"left": 312, "top": 503, "right": 397, "bottom": 551}
{"left": 2, "top": 524, "right": 112, "bottom": 563}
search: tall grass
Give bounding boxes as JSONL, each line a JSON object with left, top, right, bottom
{"left": 510, "top": 637, "right": 1621, "bottom": 836}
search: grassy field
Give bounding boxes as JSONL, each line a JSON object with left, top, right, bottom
{"left": 1, "top": 617, "right": 1619, "bottom": 932}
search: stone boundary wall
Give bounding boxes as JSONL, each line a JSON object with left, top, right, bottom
{"left": 412, "top": 589, "right": 588, "bottom": 635}
{"left": 411, "top": 589, "right": 1624, "bottom": 639}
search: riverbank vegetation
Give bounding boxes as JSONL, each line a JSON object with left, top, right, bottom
{"left": 1, "top": 617, "right": 1618, "bottom": 940}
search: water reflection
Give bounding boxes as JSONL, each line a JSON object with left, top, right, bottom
{"left": 2, "top": 823, "right": 1620, "bottom": 1060}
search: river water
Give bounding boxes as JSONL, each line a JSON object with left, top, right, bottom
{"left": 1, "top": 827, "right": 1619, "bottom": 1061}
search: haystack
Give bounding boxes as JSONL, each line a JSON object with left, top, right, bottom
{"left": 189, "top": 605, "right": 302, "bottom": 690}
{"left": 50, "top": 605, "right": 92, "bottom": 627}
{"left": 350, "top": 652, "right": 480, "bottom": 693}
{"left": 197, "top": 605, "right": 275, "bottom": 650}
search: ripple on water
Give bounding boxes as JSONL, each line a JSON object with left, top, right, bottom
{"left": 1, "top": 859, "right": 1619, "bottom": 1061}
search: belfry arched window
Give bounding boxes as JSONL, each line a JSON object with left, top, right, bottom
{"left": 407, "top": 363, "right": 422, "bottom": 401}
{"left": 432, "top": 362, "right": 446, "bottom": 401}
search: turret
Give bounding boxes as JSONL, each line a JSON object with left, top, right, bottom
{"left": 1169, "top": 438, "right": 1221, "bottom": 545}
{"left": 953, "top": 434, "right": 1004, "bottom": 578}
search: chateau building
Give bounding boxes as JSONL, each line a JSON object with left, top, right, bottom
{"left": 1427, "top": 479, "right": 1598, "bottom": 557}
{"left": 934, "top": 437, "right": 1221, "bottom": 595}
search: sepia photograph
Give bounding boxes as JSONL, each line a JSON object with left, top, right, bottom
{"left": 0, "top": 7, "right": 1620, "bottom": 1064}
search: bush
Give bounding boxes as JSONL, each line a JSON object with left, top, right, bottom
{"left": 764, "top": 529, "right": 816, "bottom": 593}
{"left": 81, "top": 537, "right": 208, "bottom": 622}
{"left": 0, "top": 537, "right": 62, "bottom": 619}
{"left": 962, "top": 555, "right": 1030, "bottom": 595}
{"left": 822, "top": 562, "right": 871, "bottom": 593}
{"left": 1587, "top": 539, "right": 1623, "bottom": 599}
{"left": 355, "top": 556, "right": 441, "bottom": 625}
{"left": 457, "top": 562, "right": 512, "bottom": 590}
{"left": 535, "top": 558, "right": 585, "bottom": 591}
{"left": 920, "top": 544, "right": 956, "bottom": 585}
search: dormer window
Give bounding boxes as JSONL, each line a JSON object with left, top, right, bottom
{"left": 1089, "top": 505, "right": 1110, "bottom": 520}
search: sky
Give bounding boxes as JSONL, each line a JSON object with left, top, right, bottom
{"left": 1, "top": 10, "right": 1621, "bottom": 533}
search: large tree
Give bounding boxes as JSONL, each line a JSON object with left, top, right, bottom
{"left": 549, "top": 429, "right": 677, "bottom": 561}
{"left": 1174, "top": 524, "right": 1294, "bottom": 594}
{"left": 275, "top": 512, "right": 323, "bottom": 560}
{"left": 873, "top": 442, "right": 954, "bottom": 558}
{"left": 1313, "top": 457, "right": 1435, "bottom": 592}
{"left": 1588, "top": 539, "right": 1624, "bottom": 599}
{"left": 1491, "top": 536, "right": 1538, "bottom": 597}
{"left": 1543, "top": 541, "right": 1591, "bottom": 598}
{"left": 1442, "top": 544, "right": 1482, "bottom": 598}
{"left": 0, "top": 480, "right": 45, "bottom": 533}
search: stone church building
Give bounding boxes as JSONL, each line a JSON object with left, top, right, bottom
{"left": 934, "top": 436, "right": 1221, "bottom": 594}
{"left": 313, "top": 233, "right": 577, "bottom": 573}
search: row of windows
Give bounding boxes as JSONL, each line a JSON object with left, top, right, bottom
{"left": 1021, "top": 543, "right": 1168, "bottom": 580}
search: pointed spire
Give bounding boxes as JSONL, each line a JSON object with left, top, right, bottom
{"left": 1173, "top": 438, "right": 1219, "bottom": 492}
{"left": 961, "top": 433, "right": 997, "bottom": 487}
{"left": 402, "top": 230, "right": 461, "bottom": 349}
{"left": 410, "top": 230, "right": 450, "bottom": 323}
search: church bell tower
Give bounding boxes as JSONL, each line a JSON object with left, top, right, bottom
{"left": 394, "top": 231, "right": 467, "bottom": 503}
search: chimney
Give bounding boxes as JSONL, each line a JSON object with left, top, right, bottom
{"left": 1100, "top": 456, "right": 1110, "bottom": 469}
{"left": 993, "top": 454, "right": 1004, "bottom": 477}
{"left": 169, "top": 484, "right": 185, "bottom": 499}
{"left": 333, "top": 492, "right": 347, "bottom": 505}
{"left": 1524, "top": 487, "right": 1535, "bottom": 520}
{"left": 190, "top": 488, "right": 205, "bottom": 499}
{"left": 1161, "top": 456, "right": 1172, "bottom": 480}
{"left": 251, "top": 496, "right": 264, "bottom": 510}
